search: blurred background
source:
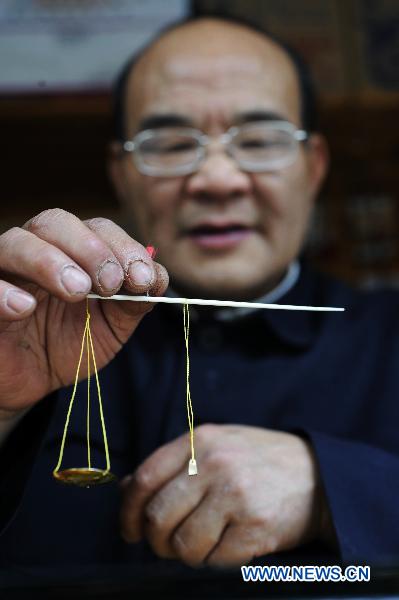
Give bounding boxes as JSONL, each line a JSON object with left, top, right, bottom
{"left": 1, "top": 0, "right": 398, "bottom": 288}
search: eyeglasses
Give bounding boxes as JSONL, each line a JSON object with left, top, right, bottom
{"left": 122, "top": 120, "right": 308, "bottom": 177}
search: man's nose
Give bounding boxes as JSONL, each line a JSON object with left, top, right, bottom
{"left": 185, "top": 149, "right": 251, "bottom": 201}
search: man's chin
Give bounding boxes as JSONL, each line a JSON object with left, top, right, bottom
{"left": 163, "top": 239, "right": 287, "bottom": 300}
{"left": 169, "top": 272, "right": 284, "bottom": 302}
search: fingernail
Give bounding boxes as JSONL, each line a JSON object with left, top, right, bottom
{"left": 98, "top": 261, "right": 123, "bottom": 292}
{"left": 128, "top": 261, "right": 153, "bottom": 286}
{"left": 6, "top": 290, "right": 35, "bottom": 314}
{"left": 61, "top": 265, "right": 91, "bottom": 295}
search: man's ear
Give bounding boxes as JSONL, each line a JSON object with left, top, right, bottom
{"left": 107, "top": 141, "right": 128, "bottom": 203}
{"left": 306, "top": 133, "right": 330, "bottom": 199}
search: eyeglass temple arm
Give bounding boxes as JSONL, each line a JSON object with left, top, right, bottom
{"left": 295, "top": 130, "right": 308, "bottom": 142}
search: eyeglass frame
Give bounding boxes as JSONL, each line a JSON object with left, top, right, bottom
{"left": 122, "top": 120, "right": 309, "bottom": 177}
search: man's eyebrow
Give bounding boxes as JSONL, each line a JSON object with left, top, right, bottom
{"left": 233, "top": 110, "right": 289, "bottom": 124}
{"left": 136, "top": 114, "right": 194, "bottom": 131}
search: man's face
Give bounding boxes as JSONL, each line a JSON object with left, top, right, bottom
{"left": 111, "top": 21, "right": 327, "bottom": 300}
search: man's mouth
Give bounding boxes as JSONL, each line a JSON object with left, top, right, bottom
{"left": 186, "top": 223, "right": 254, "bottom": 250}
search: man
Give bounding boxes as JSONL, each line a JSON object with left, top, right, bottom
{"left": 0, "top": 16, "right": 398, "bottom": 569}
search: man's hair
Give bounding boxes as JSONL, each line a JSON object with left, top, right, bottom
{"left": 112, "top": 14, "right": 318, "bottom": 142}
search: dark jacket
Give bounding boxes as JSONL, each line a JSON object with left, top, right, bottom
{"left": 1, "top": 264, "right": 398, "bottom": 568}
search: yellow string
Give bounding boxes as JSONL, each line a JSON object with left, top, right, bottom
{"left": 53, "top": 313, "right": 89, "bottom": 474}
{"left": 53, "top": 299, "right": 111, "bottom": 474}
{"left": 54, "top": 299, "right": 193, "bottom": 477}
{"left": 86, "top": 313, "right": 91, "bottom": 469}
{"left": 86, "top": 318, "right": 111, "bottom": 472}
{"left": 183, "top": 303, "right": 196, "bottom": 470}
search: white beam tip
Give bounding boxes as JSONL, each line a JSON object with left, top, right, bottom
{"left": 188, "top": 459, "right": 198, "bottom": 476}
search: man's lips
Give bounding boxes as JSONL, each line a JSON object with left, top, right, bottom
{"left": 184, "top": 223, "right": 255, "bottom": 250}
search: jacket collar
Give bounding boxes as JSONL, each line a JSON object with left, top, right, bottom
{"left": 257, "top": 262, "right": 324, "bottom": 349}
{"left": 213, "top": 261, "right": 300, "bottom": 322}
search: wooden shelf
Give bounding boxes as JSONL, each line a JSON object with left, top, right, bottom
{"left": 0, "top": 92, "right": 111, "bottom": 118}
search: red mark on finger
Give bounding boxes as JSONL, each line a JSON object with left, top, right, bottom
{"left": 145, "top": 245, "right": 158, "bottom": 259}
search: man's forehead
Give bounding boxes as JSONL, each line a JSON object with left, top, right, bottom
{"left": 158, "top": 53, "right": 266, "bottom": 86}
{"left": 127, "top": 24, "right": 301, "bottom": 129}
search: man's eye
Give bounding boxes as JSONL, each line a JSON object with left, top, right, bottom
{"left": 239, "top": 138, "right": 278, "bottom": 149}
{"left": 141, "top": 138, "right": 197, "bottom": 155}
{"left": 160, "top": 141, "right": 197, "bottom": 153}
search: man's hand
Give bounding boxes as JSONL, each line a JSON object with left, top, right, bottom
{"left": 0, "top": 208, "right": 168, "bottom": 420}
{"left": 120, "top": 424, "right": 333, "bottom": 567}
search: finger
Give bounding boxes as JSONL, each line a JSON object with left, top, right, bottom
{"left": 0, "top": 227, "right": 91, "bottom": 302}
{"left": 143, "top": 470, "right": 205, "bottom": 559}
{"left": 172, "top": 492, "right": 228, "bottom": 566}
{"left": 120, "top": 433, "right": 191, "bottom": 543}
{"left": 24, "top": 209, "right": 124, "bottom": 296}
{"left": 149, "top": 261, "right": 169, "bottom": 297}
{"left": 0, "top": 280, "right": 36, "bottom": 327}
{"left": 206, "top": 524, "right": 260, "bottom": 567}
{"left": 84, "top": 217, "right": 159, "bottom": 295}
{"left": 90, "top": 259, "right": 169, "bottom": 346}
{"left": 84, "top": 218, "right": 169, "bottom": 330}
